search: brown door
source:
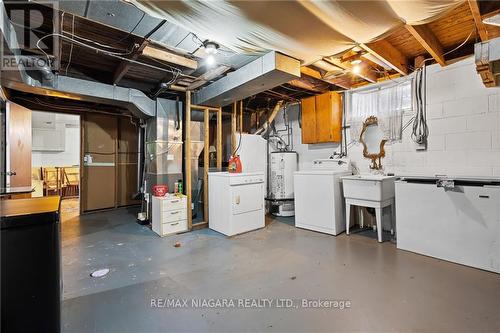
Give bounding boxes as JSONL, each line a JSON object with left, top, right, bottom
{"left": 81, "top": 114, "right": 117, "bottom": 212}
{"left": 300, "top": 96, "right": 317, "bottom": 144}
{"left": 7, "top": 101, "right": 31, "bottom": 189}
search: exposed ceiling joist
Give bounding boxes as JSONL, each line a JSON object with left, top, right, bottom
{"left": 142, "top": 45, "right": 198, "bottom": 70}
{"left": 112, "top": 40, "right": 148, "bottom": 84}
{"left": 323, "top": 75, "right": 352, "bottom": 90}
{"left": 468, "top": 0, "right": 489, "bottom": 41}
{"left": 405, "top": 24, "right": 446, "bottom": 67}
{"left": 325, "top": 58, "right": 377, "bottom": 83}
{"left": 288, "top": 78, "right": 325, "bottom": 93}
{"left": 360, "top": 40, "right": 408, "bottom": 75}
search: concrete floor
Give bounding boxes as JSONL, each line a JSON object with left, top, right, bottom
{"left": 61, "top": 208, "right": 500, "bottom": 333}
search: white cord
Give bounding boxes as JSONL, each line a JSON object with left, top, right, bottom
{"left": 36, "top": 33, "right": 183, "bottom": 78}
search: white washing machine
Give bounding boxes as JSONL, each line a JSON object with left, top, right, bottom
{"left": 209, "top": 172, "right": 265, "bottom": 236}
{"left": 294, "top": 158, "right": 351, "bottom": 235}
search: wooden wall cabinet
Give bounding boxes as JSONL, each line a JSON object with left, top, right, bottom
{"left": 301, "top": 91, "right": 342, "bottom": 144}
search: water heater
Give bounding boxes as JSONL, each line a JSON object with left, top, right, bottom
{"left": 269, "top": 151, "right": 298, "bottom": 216}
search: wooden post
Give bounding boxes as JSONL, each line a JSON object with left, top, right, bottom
{"left": 216, "top": 107, "right": 222, "bottom": 171}
{"left": 231, "top": 102, "right": 237, "bottom": 155}
{"left": 185, "top": 91, "right": 192, "bottom": 230}
{"left": 203, "top": 109, "right": 209, "bottom": 223}
{"left": 239, "top": 100, "right": 243, "bottom": 133}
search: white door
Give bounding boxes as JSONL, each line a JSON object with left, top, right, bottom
{"left": 231, "top": 183, "right": 263, "bottom": 215}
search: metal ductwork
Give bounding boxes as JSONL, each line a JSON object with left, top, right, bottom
{"left": 475, "top": 37, "right": 500, "bottom": 87}
{"left": 3, "top": 74, "right": 158, "bottom": 118}
{"left": 0, "top": 1, "right": 160, "bottom": 118}
{"left": 193, "top": 51, "right": 301, "bottom": 107}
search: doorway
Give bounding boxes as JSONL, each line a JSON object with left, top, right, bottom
{"left": 31, "top": 111, "right": 81, "bottom": 222}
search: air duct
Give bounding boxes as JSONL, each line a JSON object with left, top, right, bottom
{"left": 193, "top": 51, "right": 300, "bottom": 107}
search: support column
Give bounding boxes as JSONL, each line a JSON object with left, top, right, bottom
{"left": 239, "top": 100, "right": 243, "bottom": 133}
{"left": 217, "top": 107, "right": 222, "bottom": 171}
{"left": 203, "top": 109, "right": 210, "bottom": 223}
{"left": 231, "top": 102, "right": 237, "bottom": 155}
{"left": 185, "top": 91, "right": 192, "bottom": 230}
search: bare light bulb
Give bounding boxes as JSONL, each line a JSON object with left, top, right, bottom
{"left": 352, "top": 64, "right": 361, "bottom": 74}
{"left": 206, "top": 54, "right": 216, "bottom": 66}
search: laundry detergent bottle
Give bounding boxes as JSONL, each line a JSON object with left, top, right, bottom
{"left": 228, "top": 155, "right": 242, "bottom": 173}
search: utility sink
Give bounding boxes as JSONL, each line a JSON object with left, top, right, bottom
{"left": 342, "top": 175, "right": 396, "bottom": 202}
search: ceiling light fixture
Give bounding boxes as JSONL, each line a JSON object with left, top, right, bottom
{"left": 203, "top": 41, "right": 219, "bottom": 55}
{"left": 351, "top": 59, "right": 362, "bottom": 74}
{"left": 206, "top": 54, "right": 216, "bottom": 67}
{"left": 352, "top": 64, "right": 361, "bottom": 74}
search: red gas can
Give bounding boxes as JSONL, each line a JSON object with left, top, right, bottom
{"left": 228, "top": 155, "right": 242, "bottom": 173}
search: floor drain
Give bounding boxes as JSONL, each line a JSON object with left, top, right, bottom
{"left": 90, "top": 268, "right": 110, "bottom": 278}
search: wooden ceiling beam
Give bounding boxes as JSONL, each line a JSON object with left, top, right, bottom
{"left": 405, "top": 24, "right": 446, "bottom": 67}
{"left": 360, "top": 40, "right": 408, "bottom": 75}
{"left": 300, "top": 66, "right": 323, "bottom": 80}
{"left": 142, "top": 45, "right": 198, "bottom": 70}
{"left": 468, "top": 0, "right": 489, "bottom": 41}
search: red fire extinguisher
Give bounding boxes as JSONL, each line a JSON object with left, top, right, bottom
{"left": 228, "top": 155, "right": 242, "bottom": 173}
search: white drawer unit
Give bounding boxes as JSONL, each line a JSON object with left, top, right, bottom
{"left": 152, "top": 195, "right": 188, "bottom": 237}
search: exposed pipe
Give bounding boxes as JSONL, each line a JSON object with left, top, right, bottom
{"left": 254, "top": 100, "right": 283, "bottom": 135}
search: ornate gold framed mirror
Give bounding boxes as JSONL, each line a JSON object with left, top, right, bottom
{"left": 359, "top": 116, "right": 387, "bottom": 170}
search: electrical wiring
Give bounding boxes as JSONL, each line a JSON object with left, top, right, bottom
{"left": 36, "top": 33, "right": 183, "bottom": 78}
{"left": 412, "top": 65, "right": 428, "bottom": 145}
{"left": 64, "top": 14, "right": 75, "bottom": 75}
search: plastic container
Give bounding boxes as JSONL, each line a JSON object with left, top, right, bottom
{"left": 152, "top": 184, "right": 169, "bottom": 197}
{"left": 228, "top": 155, "right": 242, "bottom": 173}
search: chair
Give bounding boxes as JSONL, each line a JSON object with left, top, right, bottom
{"left": 62, "top": 167, "right": 79, "bottom": 198}
{"left": 42, "top": 167, "right": 61, "bottom": 196}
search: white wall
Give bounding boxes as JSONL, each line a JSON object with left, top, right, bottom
{"left": 32, "top": 112, "right": 80, "bottom": 167}
{"left": 273, "top": 56, "right": 500, "bottom": 177}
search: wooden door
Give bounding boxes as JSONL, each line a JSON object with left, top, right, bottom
{"left": 7, "top": 102, "right": 31, "bottom": 189}
{"left": 315, "top": 91, "right": 342, "bottom": 143}
{"left": 300, "top": 96, "right": 316, "bottom": 144}
{"left": 81, "top": 114, "right": 117, "bottom": 212}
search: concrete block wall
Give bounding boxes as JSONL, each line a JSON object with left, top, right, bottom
{"left": 272, "top": 56, "right": 500, "bottom": 177}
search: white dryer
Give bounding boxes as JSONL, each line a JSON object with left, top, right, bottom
{"left": 209, "top": 172, "right": 265, "bottom": 236}
{"left": 294, "top": 158, "right": 351, "bottom": 235}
